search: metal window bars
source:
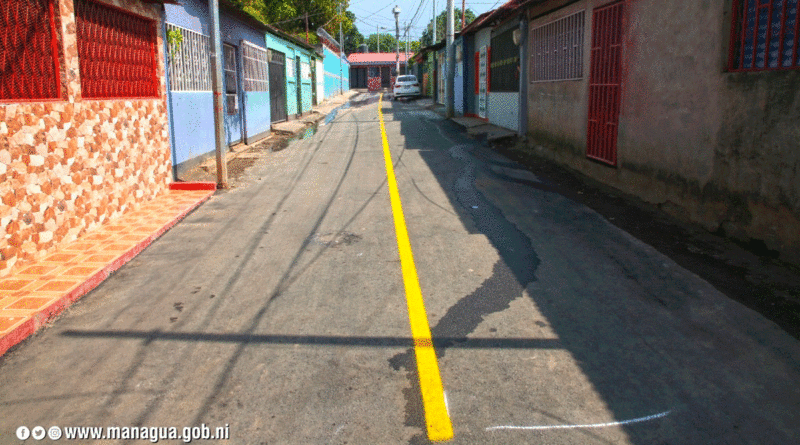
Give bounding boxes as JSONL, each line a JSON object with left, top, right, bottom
{"left": 729, "top": 0, "right": 799, "bottom": 71}
{"left": 223, "top": 44, "right": 237, "bottom": 115}
{"left": 242, "top": 41, "right": 269, "bottom": 92}
{"left": 166, "top": 24, "right": 211, "bottom": 92}
{"left": 586, "top": 2, "right": 623, "bottom": 166}
{"left": 1, "top": 0, "right": 61, "bottom": 100}
{"left": 530, "top": 10, "right": 585, "bottom": 82}
{"left": 75, "top": 0, "right": 158, "bottom": 99}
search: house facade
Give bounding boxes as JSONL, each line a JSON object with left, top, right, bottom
{"left": 264, "top": 31, "right": 316, "bottom": 121}
{"left": 460, "top": 1, "right": 527, "bottom": 132}
{"left": 1, "top": 0, "right": 173, "bottom": 277}
{"left": 348, "top": 53, "right": 411, "bottom": 91}
{"left": 164, "top": 0, "right": 272, "bottom": 175}
{"left": 317, "top": 29, "right": 350, "bottom": 98}
{"left": 522, "top": 0, "right": 800, "bottom": 259}
{"left": 163, "top": 0, "right": 320, "bottom": 175}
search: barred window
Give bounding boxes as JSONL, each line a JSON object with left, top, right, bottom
{"left": 1, "top": 0, "right": 62, "bottom": 100}
{"left": 166, "top": 24, "right": 211, "bottom": 91}
{"left": 729, "top": 0, "right": 799, "bottom": 71}
{"left": 223, "top": 44, "right": 238, "bottom": 115}
{"left": 530, "top": 10, "right": 585, "bottom": 82}
{"left": 490, "top": 27, "right": 519, "bottom": 92}
{"left": 75, "top": 0, "right": 159, "bottom": 99}
{"left": 286, "top": 57, "right": 295, "bottom": 79}
{"left": 242, "top": 41, "right": 268, "bottom": 92}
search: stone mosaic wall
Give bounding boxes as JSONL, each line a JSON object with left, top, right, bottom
{"left": 0, "top": 0, "right": 171, "bottom": 277}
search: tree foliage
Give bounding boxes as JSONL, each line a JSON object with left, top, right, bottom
{"left": 364, "top": 33, "right": 399, "bottom": 53}
{"left": 223, "top": 0, "right": 355, "bottom": 43}
{"left": 419, "top": 8, "right": 476, "bottom": 47}
{"left": 342, "top": 11, "right": 364, "bottom": 54}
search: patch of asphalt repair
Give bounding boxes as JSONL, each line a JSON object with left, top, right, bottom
{"left": 488, "top": 139, "right": 800, "bottom": 342}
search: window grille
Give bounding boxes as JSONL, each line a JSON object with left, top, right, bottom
{"left": 729, "top": 0, "right": 799, "bottom": 71}
{"left": 166, "top": 24, "right": 211, "bottom": 91}
{"left": 242, "top": 41, "right": 268, "bottom": 92}
{"left": 490, "top": 27, "right": 519, "bottom": 92}
{"left": 1, "top": 0, "right": 61, "bottom": 100}
{"left": 223, "top": 43, "right": 238, "bottom": 115}
{"left": 75, "top": 0, "right": 159, "bottom": 99}
{"left": 530, "top": 10, "right": 585, "bottom": 82}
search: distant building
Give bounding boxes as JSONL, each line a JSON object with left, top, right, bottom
{"left": 348, "top": 53, "right": 411, "bottom": 90}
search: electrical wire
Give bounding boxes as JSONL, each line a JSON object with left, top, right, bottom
{"left": 266, "top": 11, "right": 327, "bottom": 27}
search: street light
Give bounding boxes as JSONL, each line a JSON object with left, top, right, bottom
{"left": 393, "top": 5, "right": 401, "bottom": 76}
{"left": 377, "top": 25, "right": 387, "bottom": 52}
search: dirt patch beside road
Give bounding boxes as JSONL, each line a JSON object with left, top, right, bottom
{"left": 176, "top": 121, "right": 320, "bottom": 186}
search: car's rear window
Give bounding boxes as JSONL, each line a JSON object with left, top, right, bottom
{"left": 397, "top": 76, "right": 417, "bottom": 82}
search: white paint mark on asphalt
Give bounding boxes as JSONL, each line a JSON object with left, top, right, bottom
{"left": 485, "top": 410, "right": 671, "bottom": 431}
{"left": 444, "top": 391, "right": 450, "bottom": 416}
{"left": 333, "top": 425, "right": 344, "bottom": 436}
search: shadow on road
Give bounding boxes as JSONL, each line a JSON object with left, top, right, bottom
{"left": 384, "top": 98, "right": 800, "bottom": 444}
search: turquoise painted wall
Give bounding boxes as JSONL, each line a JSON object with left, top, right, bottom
{"left": 265, "top": 33, "right": 315, "bottom": 118}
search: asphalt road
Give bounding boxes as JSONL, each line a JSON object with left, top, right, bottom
{"left": 1, "top": 93, "right": 799, "bottom": 444}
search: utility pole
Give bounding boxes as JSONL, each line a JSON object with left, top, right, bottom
{"left": 462, "top": 0, "right": 465, "bottom": 29}
{"left": 405, "top": 22, "right": 409, "bottom": 74}
{"left": 377, "top": 24, "right": 380, "bottom": 52}
{"left": 446, "top": 0, "right": 454, "bottom": 117}
{"left": 339, "top": 2, "right": 344, "bottom": 94}
{"left": 432, "top": 0, "right": 436, "bottom": 44}
{"left": 208, "top": 0, "right": 227, "bottom": 188}
{"left": 305, "top": 12, "right": 309, "bottom": 43}
{"left": 393, "top": 6, "right": 401, "bottom": 77}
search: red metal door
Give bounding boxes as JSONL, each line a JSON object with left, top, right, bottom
{"left": 587, "top": 1, "right": 624, "bottom": 166}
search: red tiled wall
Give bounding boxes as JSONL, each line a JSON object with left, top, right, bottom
{"left": 368, "top": 76, "right": 381, "bottom": 91}
{"left": 0, "top": 0, "right": 171, "bottom": 277}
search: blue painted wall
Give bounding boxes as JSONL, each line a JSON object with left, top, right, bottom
{"left": 244, "top": 91, "right": 271, "bottom": 140}
{"left": 164, "top": 0, "right": 212, "bottom": 168}
{"left": 322, "top": 45, "right": 349, "bottom": 98}
{"left": 164, "top": 0, "right": 273, "bottom": 168}
{"left": 454, "top": 37, "right": 464, "bottom": 115}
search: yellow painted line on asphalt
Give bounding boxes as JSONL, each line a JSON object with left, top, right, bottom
{"left": 377, "top": 94, "right": 454, "bottom": 442}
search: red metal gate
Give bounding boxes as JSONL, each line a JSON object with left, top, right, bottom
{"left": 587, "top": 1, "right": 624, "bottom": 166}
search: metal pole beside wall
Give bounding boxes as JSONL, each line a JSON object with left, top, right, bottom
{"left": 339, "top": 3, "right": 344, "bottom": 94}
{"left": 394, "top": 6, "right": 401, "bottom": 77}
{"left": 445, "top": 0, "right": 454, "bottom": 117}
{"left": 208, "top": 0, "right": 227, "bottom": 188}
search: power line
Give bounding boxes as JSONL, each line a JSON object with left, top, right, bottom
{"left": 267, "top": 11, "right": 326, "bottom": 27}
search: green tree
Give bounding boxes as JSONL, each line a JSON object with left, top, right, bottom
{"left": 365, "top": 33, "right": 398, "bottom": 53}
{"left": 419, "top": 8, "right": 476, "bottom": 47}
{"left": 342, "top": 11, "right": 364, "bottom": 54}
{"left": 224, "top": 0, "right": 355, "bottom": 43}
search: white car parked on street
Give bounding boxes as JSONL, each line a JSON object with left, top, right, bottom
{"left": 392, "top": 75, "right": 421, "bottom": 100}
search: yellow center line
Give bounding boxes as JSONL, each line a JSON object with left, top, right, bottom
{"left": 377, "top": 94, "right": 454, "bottom": 442}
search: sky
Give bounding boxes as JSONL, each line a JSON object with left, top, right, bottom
{"left": 347, "top": 0, "right": 505, "bottom": 44}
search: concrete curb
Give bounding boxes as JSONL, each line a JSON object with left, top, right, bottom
{"left": 169, "top": 182, "right": 217, "bottom": 191}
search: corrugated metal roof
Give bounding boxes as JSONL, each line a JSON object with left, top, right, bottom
{"left": 347, "top": 53, "right": 412, "bottom": 65}
{"left": 461, "top": 0, "right": 534, "bottom": 35}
